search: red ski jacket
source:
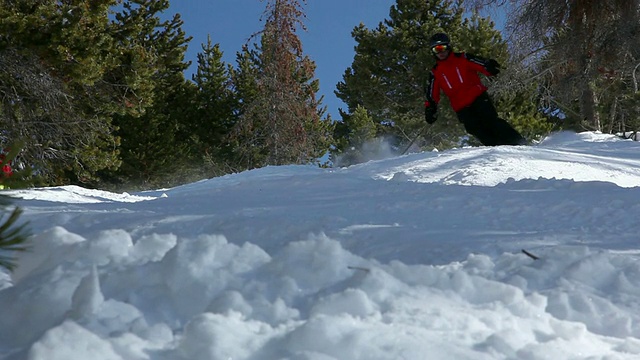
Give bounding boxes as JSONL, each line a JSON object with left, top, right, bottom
{"left": 425, "top": 52, "right": 495, "bottom": 112}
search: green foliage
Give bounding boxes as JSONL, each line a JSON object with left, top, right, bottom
{"left": 0, "top": 141, "right": 38, "bottom": 189}
{"left": 0, "top": 142, "right": 32, "bottom": 271}
{"left": 493, "top": 87, "right": 553, "bottom": 143}
{"left": 0, "top": 196, "right": 30, "bottom": 272}
{"left": 0, "top": 0, "right": 179, "bottom": 185}
{"left": 332, "top": 105, "right": 380, "bottom": 166}
{"left": 0, "top": 0, "right": 126, "bottom": 185}
{"left": 343, "top": 105, "right": 378, "bottom": 148}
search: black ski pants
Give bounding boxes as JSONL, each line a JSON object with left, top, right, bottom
{"left": 456, "top": 92, "right": 526, "bottom": 146}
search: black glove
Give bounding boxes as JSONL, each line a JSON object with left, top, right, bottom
{"left": 486, "top": 59, "right": 501, "bottom": 76}
{"left": 425, "top": 105, "right": 437, "bottom": 124}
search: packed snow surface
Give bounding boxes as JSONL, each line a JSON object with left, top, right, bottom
{"left": 2, "top": 131, "right": 640, "bottom": 359}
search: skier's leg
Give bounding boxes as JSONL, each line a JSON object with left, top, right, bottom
{"left": 475, "top": 93, "right": 526, "bottom": 145}
{"left": 457, "top": 105, "right": 496, "bottom": 146}
{"left": 457, "top": 98, "right": 497, "bottom": 146}
{"left": 493, "top": 118, "right": 528, "bottom": 145}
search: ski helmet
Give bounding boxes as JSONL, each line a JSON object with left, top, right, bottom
{"left": 429, "top": 33, "right": 450, "bottom": 48}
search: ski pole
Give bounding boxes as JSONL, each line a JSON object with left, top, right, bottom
{"left": 401, "top": 124, "right": 428, "bottom": 155}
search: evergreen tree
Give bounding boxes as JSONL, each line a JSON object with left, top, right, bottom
{"left": 190, "top": 36, "right": 238, "bottom": 177}
{"left": 230, "top": 0, "right": 332, "bottom": 169}
{"left": 107, "top": 0, "right": 194, "bottom": 189}
{"left": 335, "top": 0, "right": 511, "bottom": 150}
{"left": 227, "top": 45, "right": 262, "bottom": 169}
{"left": 331, "top": 105, "right": 379, "bottom": 166}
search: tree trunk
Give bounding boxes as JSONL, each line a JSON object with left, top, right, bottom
{"left": 607, "top": 97, "right": 617, "bottom": 134}
{"left": 579, "top": 81, "right": 600, "bottom": 131}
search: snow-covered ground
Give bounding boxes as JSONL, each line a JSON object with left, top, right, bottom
{"left": 2, "top": 131, "right": 640, "bottom": 359}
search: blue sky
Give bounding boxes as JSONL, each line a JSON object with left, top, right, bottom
{"left": 165, "top": 0, "right": 396, "bottom": 119}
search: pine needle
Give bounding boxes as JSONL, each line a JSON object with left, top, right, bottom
{"left": 0, "top": 206, "right": 31, "bottom": 272}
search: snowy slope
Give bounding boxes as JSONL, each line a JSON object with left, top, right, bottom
{"left": 1, "top": 131, "right": 640, "bottom": 360}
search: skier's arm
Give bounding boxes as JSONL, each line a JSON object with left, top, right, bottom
{"left": 424, "top": 70, "right": 439, "bottom": 124}
{"left": 464, "top": 53, "right": 501, "bottom": 76}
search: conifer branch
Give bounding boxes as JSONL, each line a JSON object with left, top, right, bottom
{"left": 0, "top": 199, "right": 31, "bottom": 272}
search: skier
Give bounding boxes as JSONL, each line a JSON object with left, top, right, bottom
{"left": 424, "top": 33, "right": 526, "bottom": 146}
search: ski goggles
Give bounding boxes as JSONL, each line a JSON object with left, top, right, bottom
{"left": 431, "top": 44, "right": 449, "bottom": 54}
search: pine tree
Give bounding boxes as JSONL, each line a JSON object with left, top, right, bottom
{"left": 332, "top": 105, "right": 379, "bottom": 166}
{"left": 107, "top": 0, "right": 194, "bottom": 189}
{"left": 335, "top": 0, "right": 511, "bottom": 150}
{"left": 227, "top": 45, "right": 262, "bottom": 169}
{"left": 230, "top": 0, "right": 332, "bottom": 169}
{"left": 190, "top": 36, "right": 238, "bottom": 177}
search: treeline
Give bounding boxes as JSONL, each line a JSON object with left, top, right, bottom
{"left": 0, "top": 0, "right": 329, "bottom": 190}
{"left": 1, "top": 0, "right": 638, "bottom": 190}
